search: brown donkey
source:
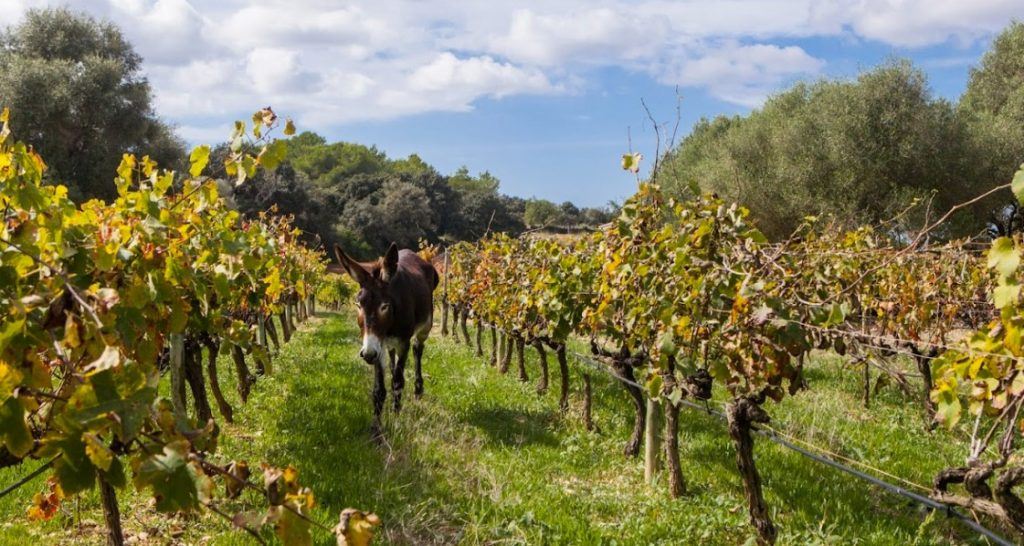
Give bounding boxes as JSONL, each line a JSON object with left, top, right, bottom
{"left": 332, "top": 243, "right": 438, "bottom": 438}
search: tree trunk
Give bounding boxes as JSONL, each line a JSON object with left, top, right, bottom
{"left": 556, "top": 345, "right": 570, "bottom": 413}
{"left": 99, "top": 474, "right": 124, "bottom": 546}
{"left": 231, "top": 345, "right": 254, "bottom": 403}
{"left": 184, "top": 340, "right": 213, "bottom": 424}
{"left": 583, "top": 372, "right": 594, "bottom": 432}
{"left": 726, "top": 397, "right": 776, "bottom": 545}
{"left": 516, "top": 336, "right": 528, "bottom": 382}
{"left": 616, "top": 362, "right": 644, "bottom": 458}
{"left": 475, "top": 319, "right": 484, "bottom": 357}
{"left": 644, "top": 396, "right": 662, "bottom": 485}
{"left": 203, "top": 338, "right": 233, "bottom": 423}
{"left": 533, "top": 340, "right": 549, "bottom": 394}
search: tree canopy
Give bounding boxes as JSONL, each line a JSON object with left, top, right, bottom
{"left": 0, "top": 8, "right": 184, "bottom": 201}
{"left": 661, "top": 60, "right": 995, "bottom": 240}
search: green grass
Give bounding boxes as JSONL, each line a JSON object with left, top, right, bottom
{"left": 0, "top": 311, "right": 1010, "bottom": 545}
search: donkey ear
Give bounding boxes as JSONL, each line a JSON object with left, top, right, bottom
{"left": 381, "top": 242, "right": 399, "bottom": 282}
{"left": 334, "top": 244, "right": 371, "bottom": 286}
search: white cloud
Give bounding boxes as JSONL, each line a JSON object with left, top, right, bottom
{"left": 848, "top": 0, "right": 1024, "bottom": 47}
{"left": 654, "top": 43, "right": 826, "bottom": 107}
{"left": 3, "top": 0, "right": 1023, "bottom": 138}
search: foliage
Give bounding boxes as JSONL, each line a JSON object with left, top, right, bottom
{"left": 0, "top": 107, "right": 363, "bottom": 544}
{"left": 660, "top": 60, "right": 992, "bottom": 240}
{"left": 0, "top": 8, "right": 184, "bottom": 202}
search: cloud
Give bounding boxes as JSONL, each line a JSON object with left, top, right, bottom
{"left": 653, "top": 43, "right": 826, "bottom": 107}
{"left": 3, "top": 0, "right": 1023, "bottom": 137}
{"left": 847, "top": 0, "right": 1024, "bottom": 47}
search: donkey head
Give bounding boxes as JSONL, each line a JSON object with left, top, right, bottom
{"left": 333, "top": 242, "right": 399, "bottom": 364}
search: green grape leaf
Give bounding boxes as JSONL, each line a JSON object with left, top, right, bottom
{"left": 0, "top": 397, "right": 32, "bottom": 458}
{"left": 988, "top": 237, "right": 1020, "bottom": 278}
{"left": 134, "top": 440, "right": 207, "bottom": 512}
{"left": 1012, "top": 164, "right": 1024, "bottom": 206}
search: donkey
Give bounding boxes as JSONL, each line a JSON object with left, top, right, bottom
{"left": 332, "top": 242, "right": 438, "bottom": 438}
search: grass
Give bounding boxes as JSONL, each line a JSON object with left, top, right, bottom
{"left": 0, "top": 310, "right": 1009, "bottom": 545}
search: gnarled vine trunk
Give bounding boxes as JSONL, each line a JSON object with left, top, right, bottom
{"left": 516, "top": 336, "right": 528, "bottom": 382}
{"left": 202, "top": 336, "right": 233, "bottom": 423}
{"left": 615, "top": 361, "right": 644, "bottom": 458}
{"left": 726, "top": 397, "right": 776, "bottom": 545}
{"left": 231, "top": 344, "right": 254, "bottom": 402}
{"left": 533, "top": 340, "right": 549, "bottom": 394}
{"left": 556, "top": 344, "right": 570, "bottom": 413}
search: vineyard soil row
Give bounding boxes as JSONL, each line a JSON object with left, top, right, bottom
{"left": 0, "top": 310, "right": 993, "bottom": 544}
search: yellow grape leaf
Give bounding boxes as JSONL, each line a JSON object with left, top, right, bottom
{"left": 63, "top": 314, "right": 81, "bottom": 348}
{"left": 84, "top": 345, "right": 121, "bottom": 375}
{"left": 189, "top": 145, "right": 211, "bottom": 178}
{"left": 335, "top": 509, "right": 381, "bottom": 546}
{"left": 284, "top": 119, "right": 296, "bottom": 136}
{"left": 621, "top": 152, "right": 642, "bottom": 174}
{"left": 225, "top": 460, "right": 250, "bottom": 499}
{"left": 83, "top": 432, "right": 113, "bottom": 472}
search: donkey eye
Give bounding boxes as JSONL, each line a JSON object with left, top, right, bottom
{"left": 379, "top": 302, "right": 390, "bottom": 313}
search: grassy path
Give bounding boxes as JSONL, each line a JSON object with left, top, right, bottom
{"left": 0, "top": 310, "right": 1003, "bottom": 544}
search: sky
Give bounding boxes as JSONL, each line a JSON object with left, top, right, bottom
{"left": 3, "top": 1, "right": 1023, "bottom": 207}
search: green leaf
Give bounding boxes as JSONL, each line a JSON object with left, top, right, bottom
{"left": 1012, "top": 164, "right": 1024, "bottom": 206}
{"left": 83, "top": 432, "right": 113, "bottom": 472}
{"left": 994, "top": 279, "right": 1021, "bottom": 309}
{"left": 54, "top": 437, "right": 97, "bottom": 495}
{"left": 988, "top": 237, "right": 1020, "bottom": 278}
{"left": 283, "top": 119, "right": 296, "bottom": 136}
{"left": 0, "top": 397, "right": 32, "bottom": 458}
{"left": 933, "top": 388, "right": 961, "bottom": 428}
{"left": 645, "top": 373, "right": 664, "bottom": 398}
{"left": 621, "top": 153, "right": 642, "bottom": 174}
{"left": 134, "top": 440, "right": 206, "bottom": 512}
{"left": 189, "top": 145, "right": 211, "bottom": 178}
{"left": 260, "top": 140, "right": 288, "bottom": 171}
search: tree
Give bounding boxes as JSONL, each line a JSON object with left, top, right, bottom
{"left": 448, "top": 166, "right": 500, "bottom": 193}
{"left": 0, "top": 8, "right": 184, "bottom": 201}
{"left": 524, "top": 198, "right": 562, "bottom": 228}
{"left": 960, "top": 21, "right": 1024, "bottom": 234}
{"left": 661, "top": 60, "right": 986, "bottom": 240}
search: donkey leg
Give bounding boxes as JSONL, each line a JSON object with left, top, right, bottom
{"left": 413, "top": 340, "right": 426, "bottom": 398}
{"left": 391, "top": 340, "right": 411, "bottom": 413}
{"left": 371, "top": 358, "right": 386, "bottom": 440}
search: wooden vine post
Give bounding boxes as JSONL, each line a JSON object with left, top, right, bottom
{"left": 475, "top": 319, "right": 484, "bottom": 357}
{"left": 169, "top": 333, "right": 187, "bottom": 420}
{"left": 441, "top": 251, "right": 449, "bottom": 336}
{"left": 644, "top": 396, "right": 662, "bottom": 485}
{"left": 489, "top": 327, "right": 498, "bottom": 367}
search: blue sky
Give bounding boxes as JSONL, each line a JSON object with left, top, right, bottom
{"left": 4, "top": 1, "right": 1022, "bottom": 207}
